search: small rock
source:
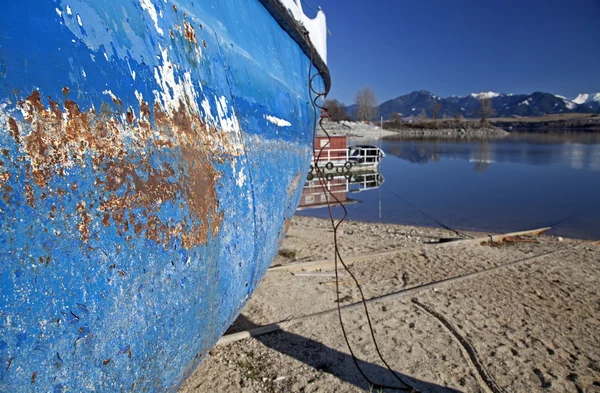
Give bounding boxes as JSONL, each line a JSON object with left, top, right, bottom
{"left": 566, "top": 373, "right": 578, "bottom": 382}
{"left": 557, "top": 237, "right": 564, "bottom": 242}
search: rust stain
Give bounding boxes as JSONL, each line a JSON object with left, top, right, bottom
{"left": 7, "top": 89, "right": 240, "bottom": 249}
{"left": 26, "top": 90, "right": 45, "bottom": 113}
{"left": 288, "top": 171, "right": 302, "bottom": 197}
{"left": 77, "top": 202, "right": 92, "bottom": 243}
{"left": 125, "top": 109, "right": 134, "bottom": 125}
{"left": 49, "top": 205, "right": 57, "bottom": 219}
{"left": 24, "top": 183, "right": 35, "bottom": 208}
{"left": 19, "top": 92, "right": 125, "bottom": 188}
{"left": 183, "top": 20, "right": 197, "bottom": 44}
{"left": 8, "top": 117, "right": 20, "bottom": 145}
{"left": 0, "top": 169, "right": 9, "bottom": 188}
{"left": 277, "top": 218, "right": 292, "bottom": 246}
{"left": 2, "top": 184, "right": 13, "bottom": 204}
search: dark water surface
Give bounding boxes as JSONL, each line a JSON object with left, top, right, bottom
{"left": 298, "top": 133, "right": 600, "bottom": 240}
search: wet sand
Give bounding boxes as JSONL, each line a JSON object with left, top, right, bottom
{"left": 180, "top": 216, "right": 600, "bottom": 393}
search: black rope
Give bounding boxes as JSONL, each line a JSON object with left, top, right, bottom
{"left": 304, "top": 32, "right": 416, "bottom": 392}
{"left": 411, "top": 298, "right": 507, "bottom": 393}
{"left": 386, "top": 189, "right": 474, "bottom": 239}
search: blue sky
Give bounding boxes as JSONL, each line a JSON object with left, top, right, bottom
{"left": 305, "top": 0, "right": 600, "bottom": 104}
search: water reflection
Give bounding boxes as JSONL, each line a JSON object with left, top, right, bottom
{"left": 383, "top": 133, "right": 600, "bottom": 172}
{"left": 298, "top": 170, "right": 384, "bottom": 210}
{"left": 298, "top": 132, "right": 600, "bottom": 240}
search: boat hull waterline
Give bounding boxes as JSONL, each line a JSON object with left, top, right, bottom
{"left": 0, "top": 0, "right": 326, "bottom": 391}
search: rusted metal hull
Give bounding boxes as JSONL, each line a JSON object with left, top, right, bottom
{"left": 0, "top": 1, "right": 325, "bottom": 391}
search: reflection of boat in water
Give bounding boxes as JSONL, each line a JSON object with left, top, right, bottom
{"left": 0, "top": 0, "right": 328, "bottom": 391}
{"left": 298, "top": 170, "right": 385, "bottom": 210}
{"left": 310, "top": 136, "right": 385, "bottom": 176}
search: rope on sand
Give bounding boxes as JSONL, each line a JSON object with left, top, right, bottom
{"left": 217, "top": 242, "right": 585, "bottom": 346}
{"left": 411, "top": 298, "right": 507, "bottom": 393}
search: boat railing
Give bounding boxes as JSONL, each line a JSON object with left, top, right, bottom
{"left": 302, "top": 172, "right": 384, "bottom": 196}
{"left": 311, "top": 147, "right": 384, "bottom": 168}
{"left": 312, "top": 148, "right": 349, "bottom": 166}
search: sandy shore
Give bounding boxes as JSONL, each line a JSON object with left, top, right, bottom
{"left": 319, "top": 121, "right": 398, "bottom": 141}
{"left": 180, "top": 216, "right": 600, "bottom": 393}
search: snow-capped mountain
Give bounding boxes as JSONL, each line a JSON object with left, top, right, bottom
{"left": 572, "top": 93, "right": 600, "bottom": 105}
{"left": 571, "top": 93, "right": 600, "bottom": 112}
{"left": 470, "top": 92, "right": 501, "bottom": 100}
{"left": 347, "top": 91, "right": 600, "bottom": 120}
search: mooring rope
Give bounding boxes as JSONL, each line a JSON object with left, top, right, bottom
{"left": 411, "top": 298, "right": 506, "bottom": 393}
{"left": 305, "top": 32, "right": 416, "bottom": 392}
{"left": 386, "top": 189, "right": 474, "bottom": 239}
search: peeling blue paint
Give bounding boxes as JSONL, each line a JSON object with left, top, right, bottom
{"left": 0, "top": 0, "right": 324, "bottom": 391}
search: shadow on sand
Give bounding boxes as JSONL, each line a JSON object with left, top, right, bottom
{"left": 229, "top": 314, "right": 463, "bottom": 393}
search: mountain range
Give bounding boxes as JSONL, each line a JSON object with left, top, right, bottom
{"left": 346, "top": 91, "right": 600, "bottom": 120}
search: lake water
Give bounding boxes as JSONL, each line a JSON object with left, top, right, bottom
{"left": 298, "top": 133, "right": 600, "bottom": 240}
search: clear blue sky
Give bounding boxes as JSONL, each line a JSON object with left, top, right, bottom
{"left": 305, "top": 0, "right": 600, "bottom": 104}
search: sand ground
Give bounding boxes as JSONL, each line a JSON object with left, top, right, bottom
{"left": 180, "top": 216, "right": 600, "bottom": 393}
{"left": 319, "top": 121, "right": 398, "bottom": 140}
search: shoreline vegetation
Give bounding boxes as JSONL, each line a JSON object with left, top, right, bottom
{"left": 181, "top": 216, "right": 600, "bottom": 393}
{"left": 490, "top": 113, "right": 600, "bottom": 132}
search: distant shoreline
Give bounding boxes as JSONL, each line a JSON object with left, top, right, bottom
{"left": 447, "top": 113, "right": 599, "bottom": 133}
{"left": 321, "top": 114, "right": 600, "bottom": 141}
{"left": 383, "top": 120, "right": 509, "bottom": 139}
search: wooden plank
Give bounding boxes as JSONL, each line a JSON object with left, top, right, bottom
{"left": 217, "top": 242, "right": 580, "bottom": 347}
{"left": 268, "top": 227, "right": 552, "bottom": 273}
{"left": 216, "top": 320, "right": 293, "bottom": 346}
{"left": 443, "top": 227, "right": 551, "bottom": 248}
{"left": 268, "top": 249, "right": 403, "bottom": 273}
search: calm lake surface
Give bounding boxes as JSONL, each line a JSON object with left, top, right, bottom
{"left": 298, "top": 133, "right": 600, "bottom": 240}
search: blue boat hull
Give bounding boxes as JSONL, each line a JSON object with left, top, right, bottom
{"left": 0, "top": 1, "right": 324, "bottom": 391}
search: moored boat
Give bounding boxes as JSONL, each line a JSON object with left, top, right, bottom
{"left": 309, "top": 136, "right": 386, "bottom": 177}
{"left": 0, "top": 0, "right": 328, "bottom": 391}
